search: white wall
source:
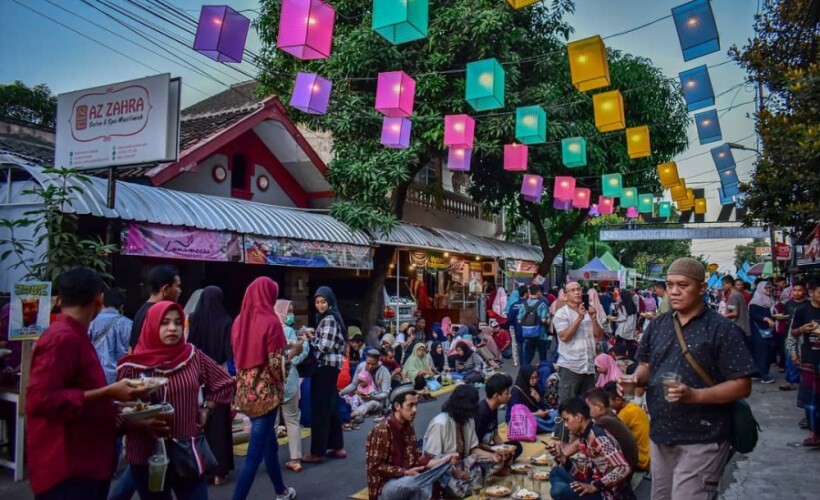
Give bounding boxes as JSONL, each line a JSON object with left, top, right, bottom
{"left": 249, "top": 163, "right": 296, "bottom": 207}
{"left": 163, "top": 154, "right": 231, "bottom": 198}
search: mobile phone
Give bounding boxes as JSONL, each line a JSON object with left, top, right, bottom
{"left": 582, "top": 294, "right": 590, "bottom": 310}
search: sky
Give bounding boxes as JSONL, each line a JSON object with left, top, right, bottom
{"left": 0, "top": 0, "right": 762, "bottom": 271}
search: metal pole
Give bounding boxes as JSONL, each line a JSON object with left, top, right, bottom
{"left": 105, "top": 166, "right": 117, "bottom": 246}
{"left": 396, "top": 248, "right": 400, "bottom": 336}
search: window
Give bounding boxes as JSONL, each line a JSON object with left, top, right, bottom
{"left": 231, "top": 154, "right": 248, "bottom": 190}
{"left": 415, "top": 162, "right": 436, "bottom": 185}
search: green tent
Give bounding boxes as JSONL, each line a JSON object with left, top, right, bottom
{"left": 598, "top": 251, "right": 625, "bottom": 271}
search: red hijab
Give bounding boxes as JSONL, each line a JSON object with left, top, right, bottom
{"left": 118, "top": 301, "right": 194, "bottom": 372}
{"left": 232, "top": 277, "right": 286, "bottom": 370}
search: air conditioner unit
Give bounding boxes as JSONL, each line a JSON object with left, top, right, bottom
{"left": 482, "top": 261, "right": 497, "bottom": 276}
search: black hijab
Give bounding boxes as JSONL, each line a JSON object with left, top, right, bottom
{"left": 514, "top": 365, "right": 538, "bottom": 395}
{"left": 430, "top": 341, "right": 446, "bottom": 371}
{"left": 314, "top": 285, "right": 346, "bottom": 332}
{"left": 188, "top": 286, "right": 233, "bottom": 365}
{"left": 454, "top": 340, "right": 473, "bottom": 362}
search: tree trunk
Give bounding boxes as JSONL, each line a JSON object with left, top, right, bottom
{"left": 535, "top": 209, "right": 590, "bottom": 277}
{"left": 360, "top": 245, "right": 396, "bottom": 330}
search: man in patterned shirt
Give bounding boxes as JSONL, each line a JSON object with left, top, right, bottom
{"left": 365, "top": 384, "right": 456, "bottom": 499}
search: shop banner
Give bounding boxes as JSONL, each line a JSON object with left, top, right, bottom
{"left": 245, "top": 236, "right": 372, "bottom": 270}
{"left": 648, "top": 263, "right": 664, "bottom": 275}
{"left": 775, "top": 242, "right": 791, "bottom": 261}
{"left": 505, "top": 259, "right": 537, "bottom": 274}
{"left": 427, "top": 253, "right": 452, "bottom": 270}
{"left": 122, "top": 222, "right": 243, "bottom": 262}
{"left": 9, "top": 281, "right": 52, "bottom": 341}
{"left": 468, "top": 261, "right": 484, "bottom": 294}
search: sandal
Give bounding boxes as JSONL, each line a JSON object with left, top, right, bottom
{"left": 803, "top": 436, "right": 820, "bottom": 447}
{"left": 327, "top": 449, "right": 347, "bottom": 459}
{"left": 213, "top": 475, "right": 229, "bottom": 486}
{"left": 342, "top": 423, "right": 353, "bottom": 431}
{"left": 286, "top": 461, "right": 302, "bottom": 473}
{"left": 779, "top": 384, "right": 796, "bottom": 391}
{"left": 301, "top": 454, "right": 325, "bottom": 464}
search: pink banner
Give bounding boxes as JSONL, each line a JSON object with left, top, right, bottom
{"left": 122, "top": 222, "right": 243, "bottom": 262}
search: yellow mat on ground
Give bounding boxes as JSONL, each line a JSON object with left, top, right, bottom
{"left": 349, "top": 424, "right": 556, "bottom": 499}
{"left": 233, "top": 428, "right": 312, "bottom": 457}
{"left": 429, "top": 383, "right": 457, "bottom": 398}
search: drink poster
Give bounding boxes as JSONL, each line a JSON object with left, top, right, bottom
{"left": 9, "top": 281, "right": 52, "bottom": 340}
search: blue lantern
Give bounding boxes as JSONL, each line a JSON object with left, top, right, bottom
{"left": 672, "top": 0, "right": 720, "bottom": 61}
{"left": 562, "top": 137, "right": 587, "bottom": 168}
{"left": 515, "top": 106, "right": 547, "bottom": 144}
{"left": 719, "top": 168, "right": 738, "bottom": 187}
{"left": 718, "top": 186, "right": 736, "bottom": 205}
{"left": 721, "top": 182, "right": 740, "bottom": 197}
{"left": 658, "top": 201, "right": 672, "bottom": 218}
{"left": 679, "top": 65, "right": 714, "bottom": 111}
{"left": 694, "top": 109, "right": 722, "bottom": 145}
{"left": 711, "top": 144, "right": 736, "bottom": 171}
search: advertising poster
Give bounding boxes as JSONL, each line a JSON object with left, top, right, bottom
{"left": 9, "top": 281, "right": 52, "bottom": 341}
{"left": 468, "top": 261, "right": 484, "bottom": 295}
{"left": 427, "top": 253, "right": 452, "bottom": 271}
{"left": 245, "top": 236, "right": 373, "bottom": 270}
{"left": 121, "top": 222, "right": 243, "bottom": 262}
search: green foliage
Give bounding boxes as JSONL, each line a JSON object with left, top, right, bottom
{"left": 0, "top": 81, "right": 58, "bottom": 127}
{"left": 734, "top": 239, "right": 767, "bottom": 271}
{"left": 730, "top": 0, "right": 820, "bottom": 238}
{"left": 0, "top": 167, "right": 117, "bottom": 283}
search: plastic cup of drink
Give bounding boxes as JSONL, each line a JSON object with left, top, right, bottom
{"left": 620, "top": 375, "right": 636, "bottom": 401}
{"left": 662, "top": 372, "right": 682, "bottom": 402}
{"left": 148, "top": 454, "right": 169, "bottom": 492}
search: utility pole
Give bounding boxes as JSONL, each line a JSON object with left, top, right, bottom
{"left": 756, "top": 78, "right": 778, "bottom": 278}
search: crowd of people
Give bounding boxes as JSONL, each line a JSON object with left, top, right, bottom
{"left": 11, "top": 257, "right": 820, "bottom": 500}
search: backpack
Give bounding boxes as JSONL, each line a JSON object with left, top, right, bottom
{"left": 507, "top": 404, "right": 537, "bottom": 442}
{"left": 520, "top": 302, "right": 541, "bottom": 339}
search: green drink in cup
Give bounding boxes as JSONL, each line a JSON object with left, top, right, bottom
{"left": 148, "top": 454, "right": 169, "bottom": 492}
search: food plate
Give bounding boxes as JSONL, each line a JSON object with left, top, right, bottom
{"left": 529, "top": 454, "right": 551, "bottom": 465}
{"left": 771, "top": 314, "right": 789, "bottom": 320}
{"left": 528, "top": 469, "right": 550, "bottom": 481}
{"left": 510, "top": 463, "right": 532, "bottom": 473}
{"left": 492, "top": 444, "right": 518, "bottom": 454}
{"left": 484, "top": 485, "right": 512, "bottom": 497}
{"left": 511, "top": 488, "right": 540, "bottom": 499}
{"left": 118, "top": 402, "right": 170, "bottom": 421}
{"left": 640, "top": 312, "right": 656, "bottom": 319}
{"left": 130, "top": 377, "right": 169, "bottom": 394}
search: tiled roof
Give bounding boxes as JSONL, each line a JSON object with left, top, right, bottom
{"left": 178, "top": 105, "right": 259, "bottom": 152}
{"left": 0, "top": 136, "right": 55, "bottom": 166}
{"left": 181, "top": 81, "right": 260, "bottom": 116}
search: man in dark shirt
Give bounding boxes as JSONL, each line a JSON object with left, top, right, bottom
{"left": 630, "top": 258, "right": 756, "bottom": 500}
{"left": 476, "top": 373, "right": 521, "bottom": 463}
{"left": 128, "top": 264, "right": 181, "bottom": 350}
{"left": 791, "top": 279, "right": 820, "bottom": 447}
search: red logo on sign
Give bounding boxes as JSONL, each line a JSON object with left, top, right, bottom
{"left": 75, "top": 105, "right": 88, "bottom": 130}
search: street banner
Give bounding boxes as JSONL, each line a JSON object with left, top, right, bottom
{"left": 505, "top": 259, "right": 538, "bottom": 274}
{"left": 649, "top": 263, "right": 664, "bottom": 275}
{"left": 55, "top": 74, "right": 181, "bottom": 169}
{"left": 775, "top": 242, "right": 791, "bottom": 261}
{"left": 245, "top": 235, "right": 372, "bottom": 270}
{"left": 754, "top": 246, "right": 771, "bottom": 256}
{"left": 742, "top": 261, "right": 751, "bottom": 272}
{"left": 122, "top": 222, "right": 243, "bottom": 262}
{"left": 600, "top": 227, "right": 769, "bottom": 241}
{"left": 9, "top": 281, "right": 52, "bottom": 341}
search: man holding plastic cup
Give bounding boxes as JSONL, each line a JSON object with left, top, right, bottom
{"left": 624, "top": 258, "right": 757, "bottom": 500}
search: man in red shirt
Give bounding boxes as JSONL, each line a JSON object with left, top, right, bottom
{"left": 26, "top": 268, "right": 154, "bottom": 499}
{"left": 489, "top": 319, "right": 512, "bottom": 359}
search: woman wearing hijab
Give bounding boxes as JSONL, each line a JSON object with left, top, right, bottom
{"left": 274, "top": 299, "right": 309, "bottom": 473}
{"left": 594, "top": 353, "right": 624, "bottom": 388}
{"left": 117, "top": 301, "right": 235, "bottom": 499}
{"left": 403, "top": 343, "right": 435, "bottom": 390}
{"left": 187, "top": 286, "right": 234, "bottom": 485}
{"left": 451, "top": 340, "right": 485, "bottom": 384}
{"left": 303, "top": 286, "right": 346, "bottom": 464}
{"left": 231, "top": 278, "right": 296, "bottom": 500}
{"left": 507, "top": 365, "right": 555, "bottom": 433}
{"left": 430, "top": 341, "right": 447, "bottom": 374}
{"left": 749, "top": 280, "right": 777, "bottom": 384}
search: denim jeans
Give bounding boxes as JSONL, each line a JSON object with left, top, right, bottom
{"left": 232, "top": 409, "right": 288, "bottom": 500}
{"left": 109, "top": 437, "right": 136, "bottom": 500}
{"left": 35, "top": 478, "right": 110, "bottom": 500}
{"left": 131, "top": 464, "right": 207, "bottom": 500}
{"left": 549, "top": 466, "right": 603, "bottom": 500}
{"left": 752, "top": 327, "right": 775, "bottom": 380}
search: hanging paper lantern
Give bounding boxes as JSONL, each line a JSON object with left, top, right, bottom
{"left": 553, "top": 176, "right": 576, "bottom": 201}
{"left": 375, "top": 71, "right": 415, "bottom": 117}
{"left": 711, "top": 144, "right": 736, "bottom": 171}
{"left": 719, "top": 168, "right": 738, "bottom": 187}
{"left": 621, "top": 187, "right": 638, "bottom": 208}
{"left": 672, "top": 0, "right": 720, "bottom": 61}
{"left": 598, "top": 196, "right": 615, "bottom": 215}
{"left": 589, "top": 204, "right": 600, "bottom": 216}
{"left": 679, "top": 65, "right": 715, "bottom": 111}
{"left": 573, "top": 187, "right": 591, "bottom": 209}
{"left": 658, "top": 201, "right": 672, "bottom": 218}
{"left": 562, "top": 137, "right": 587, "bottom": 168}
{"left": 515, "top": 106, "right": 547, "bottom": 144}
{"left": 553, "top": 198, "right": 574, "bottom": 211}
{"left": 277, "top": 0, "right": 335, "bottom": 60}
{"left": 677, "top": 188, "right": 695, "bottom": 211}
{"left": 381, "top": 117, "right": 411, "bottom": 148}
{"left": 626, "top": 125, "right": 651, "bottom": 159}
{"left": 602, "top": 173, "right": 623, "bottom": 198}
{"left": 718, "top": 186, "right": 736, "bottom": 205}
{"left": 625, "top": 207, "right": 639, "bottom": 218}
{"left": 721, "top": 182, "right": 740, "bottom": 197}
{"left": 444, "top": 115, "right": 475, "bottom": 149}
{"left": 503, "top": 144, "right": 528, "bottom": 172}
{"left": 694, "top": 109, "right": 722, "bottom": 145}
{"left": 638, "top": 194, "right": 654, "bottom": 213}
{"left": 657, "top": 162, "right": 680, "bottom": 189}
{"left": 372, "top": 0, "right": 428, "bottom": 45}
{"left": 465, "top": 58, "right": 505, "bottom": 111}
{"left": 567, "top": 35, "right": 610, "bottom": 91}
{"left": 507, "top": 0, "right": 541, "bottom": 8}
{"left": 447, "top": 148, "right": 472, "bottom": 172}
{"left": 193, "top": 6, "right": 251, "bottom": 63}
{"left": 694, "top": 197, "right": 707, "bottom": 215}
{"left": 520, "top": 174, "right": 544, "bottom": 203}
{"left": 670, "top": 179, "right": 688, "bottom": 201}
{"left": 290, "top": 72, "right": 332, "bottom": 114}
{"left": 593, "top": 90, "right": 625, "bottom": 132}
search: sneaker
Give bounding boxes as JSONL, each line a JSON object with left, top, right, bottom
{"left": 275, "top": 486, "right": 296, "bottom": 500}
{"left": 760, "top": 378, "right": 775, "bottom": 384}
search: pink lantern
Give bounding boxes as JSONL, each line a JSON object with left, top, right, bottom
{"left": 520, "top": 174, "right": 544, "bottom": 203}
{"left": 193, "top": 6, "right": 251, "bottom": 63}
{"left": 444, "top": 115, "right": 475, "bottom": 149}
{"left": 447, "top": 148, "right": 472, "bottom": 172}
{"left": 504, "top": 144, "right": 528, "bottom": 171}
{"left": 553, "top": 176, "right": 576, "bottom": 201}
{"left": 290, "top": 72, "right": 332, "bottom": 114}
{"left": 381, "top": 117, "right": 412, "bottom": 149}
{"left": 277, "top": 0, "right": 335, "bottom": 60}
{"left": 573, "top": 187, "right": 591, "bottom": 209}
{"left": 553, "top": 198, "right": 574, "bottom": 211}
{"left": 626, "top": 207, "right": 639, "bottom": 218}
{"left": 598, "top": 196, "right": 614, "bottom": 214}
{"left": 375, "top": 71, "right": 415, "bottom": 117}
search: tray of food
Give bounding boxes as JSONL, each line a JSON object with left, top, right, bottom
{"left": 511, "top": 488, "right": 540, "bottom": 499}
{"left": 492, "top": 444, "right": 518, "bottom": 454}
{"left": 771, "top": 314, "right": 790, "bottom": 320}
{"left": 118, "top": 402, "right": 171, "bottom": 421}
{"left": 484, "top": 485, "right": 512, "bottom": 498}
{"left": 528, "top": 454, "right": 551, "bottom": 465}
{"left": 528, "top": 469, "right": 550, "bottom": 481}
{"left": 640, "top": 312, "right": 657, "bottom": 319}
{"left": 510, "top": 463, "right": 532, "bottom": 474}
{"left": 129, "top": 377, "right": 169, "bottom": 394}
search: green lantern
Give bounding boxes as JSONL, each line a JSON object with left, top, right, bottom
{"left": 638, "top": 193, "right": 654, "bottom": 213}
{"left": 561, "top": 137, "right": 587, "bottom": 168}
{"left": 515, "top": 106, "right": 547, "bottom": 144}
{"left": 621, "top": 187, "right": 638, "bottom": 208}
{"left": 465, "top": 58, "right": 505, "bottom": 111}
{"left": 658, "top": 201, "right": 672, "bottom": 218}
{"left": 602, "top": 173, "right": 623, "bottom": 198}
{"left": 372, "top": 0, "right": 428, "bottom": 45}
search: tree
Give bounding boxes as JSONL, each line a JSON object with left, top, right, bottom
{"left": 730, "top": 0, "right": 820, "bottom": 240}
{"left": 734, "top": 239, "right": 767, "bottom": 271}
{"left": 0, "top": 81, "right": 58, "bottom": 128}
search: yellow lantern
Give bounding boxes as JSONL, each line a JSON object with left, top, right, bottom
{"left": 657, "top": 162, "right": 680, "bottom": 189}
{"left": 507, "top": 0, "right": 540, "bottom": 8}
{"left": 593, "top": 90, "right": 625, "bottom": 132}
{"left": 670, "top": 178, "right": 687, "bottom": 201}
{"left": 567, "top": 35, "right": 610, "bottom": 91}
{"left": 677, "top": 188, "right": 695, "bottom": 211}
{"left": 626, "top": 125, "right": 651, "bottom": 159}
{"left": 694, "top": 197, "right": 707, "bottom": 214}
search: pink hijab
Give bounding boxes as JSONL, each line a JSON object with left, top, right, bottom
{"left": 441, "top": 317, "right": 453, "bottom": 336}
{"left": 587, "top": 289, "right": 606, "bottom": 320}
{"left": 549, "top": 290, "right": 567, "bottom": 316}
{"left": 595, "top": 354, "right": 623, "bottom": 388}
{"left": 356, "top": 369, "right": 377, "bottom": 395}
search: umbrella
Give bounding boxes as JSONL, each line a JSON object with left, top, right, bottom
{"left": 746, "top": 261, "right": 772, "bottom": 277}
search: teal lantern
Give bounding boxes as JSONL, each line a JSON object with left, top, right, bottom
{"left": 562, "top": 137, "right": 587, "bottom": 168}
{"left": 465, "top": 58, "right": 505, "bottom": 111}
{"left": 372, "top": 0, "right": 428, "bottom": 45}
{"left": 621, "top": 187, "right": 638, "bottom": 208}
{"left": 658, "top": 201, "right": 672, "bottom": 218}
{"left": 515, "top": 106, "right": 547, "bottom": 144}
{"left": 638, "top": 193, "right": 654, "bottom": 213}
{"left": 602, "top": 173, "right": 622, "bottom": 198}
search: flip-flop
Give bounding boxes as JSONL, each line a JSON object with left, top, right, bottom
{"left": 286, "top": 461, "right": 302, "bottom": 473}
{"left": 327, "top": 449, "right": 347, "bottom": 459}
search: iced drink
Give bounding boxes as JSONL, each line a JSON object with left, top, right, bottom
{"left": 148, "top": 454, "right": 169, "bottom": 492}
{"left": 620, "top": 375, "right": 636, "bottom": 401}
{"left": 21, "top": 298, "right": 39, "bottom": 327}
{"left": 662, "top": 372, "right": 682, "bottom": 402}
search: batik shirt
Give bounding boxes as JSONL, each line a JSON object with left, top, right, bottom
{"left": 365, "top": 415, "right": 430, "bottom": 499}
{"left": 564, "top": 422, "right": 632, "bottom": 500}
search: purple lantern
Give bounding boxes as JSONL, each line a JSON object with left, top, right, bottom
{"left": 193, "top": 6, "right": 251, "bottom": 63}
{"left": 588, "top": 204, "right": 600, "bottom": 216}
{"left": 553, "top": 198, "right": 574, "bottom": 211}
{"left": 381, "top": 117, "right": 412, "bottom": 149}
{"left": 625, "top": 207, "right": 639, "bottom": 218}
{"left": 277, "top": 0, "right": 335, "bottom": 60}
{"left": 290, "top": 72, "right": 332, "bottom": 114}
{"left": 520, "top": 174, "right": 544, "bottom": 203}
{"left": 447, "top": 148, "right": 472, "bottom": 171}
{"left": 375, "top": 71, "right": 416, "bottom": 117}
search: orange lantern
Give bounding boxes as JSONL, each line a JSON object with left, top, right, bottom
{"left": 593, "top": 90, "right": 625, "bottom": 132}
{"left": 694, "top": 197, "right": 707, "bottom": 214}
{"left": 626, "top": 125, "right": 651, "bottom": 159}
{"left": 507, "top": 0, "right": 540, "bottom": 8}
{"left": 567, "top": 35, "right": 610, "bottom": 91}
{"left": 670, "top": 178, "right": 687, "bottom": 201}
{"left": 657, "top": 162, "right": 680, "bottom": 189}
